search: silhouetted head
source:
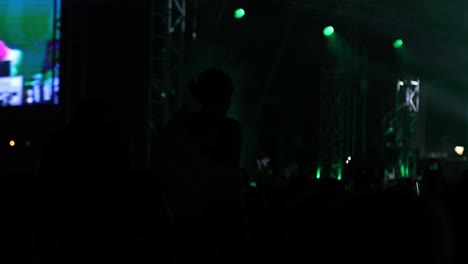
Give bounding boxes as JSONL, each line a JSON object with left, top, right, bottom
{"left": 0, "top": 40, "right": 8, "bottom": 60}
{"left": 189, "top": 69, "right": 234, "bottom": 115}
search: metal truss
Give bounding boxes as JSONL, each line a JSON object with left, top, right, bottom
{"left": 319, "top": 69, "right": 347, "bottom": 180}
{"left": 149, "top": 0, "right": 187, "bottom": 164}
{"left": 319, "top": 31, "right": 368, "bottom": 179}
{"left": 396, "top": 79, "right": 420, "bottom": 177}
{"left": 382, "top": 78, "right": 420, "bottom": 178}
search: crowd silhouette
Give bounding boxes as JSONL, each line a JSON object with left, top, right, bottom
{"left": 2, "top": 69, "right": 468, "bottom": 264}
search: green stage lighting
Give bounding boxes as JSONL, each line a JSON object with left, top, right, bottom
{"left": 234, "top": 8, "right": 245, "bottom": 19}
{"left": 323, "top": 26, "right": 334, "bottom": 37}
{"left": 393, "top": 39, "right": 403, "bottom": 49}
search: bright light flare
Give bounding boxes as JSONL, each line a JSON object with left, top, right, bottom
{"left": 234, "top": 8, "right": 245, "bottom": 19}
{"left": 393, "top": 39, "right": 403, "bottom": 49}
{"left": 323, "top": 26, "right": 335, "bottom": 37}
{"left": 455, "top": 146, "right": 465, "bottom": 156}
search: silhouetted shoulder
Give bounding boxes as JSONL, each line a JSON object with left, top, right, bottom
{"left": 219, "top": 117, "right": 241, "bottom": 136}
{"left": 225, "top": 117, "right": 241, "bottom": 128}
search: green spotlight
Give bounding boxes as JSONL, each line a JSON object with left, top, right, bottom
{"left": 161, "top": 92, "right": 167, "bottom": 98}
{"left": 393, "top": 39, "right": 403, "bottom": 49}
{"left": 234, "top": 8, "right": 245, "bottom": 19}
{"left": 323, "top": 26, "right": 334, "bottom": 37}
{"left": 316, "top": 166, "right": 321, "bottom": 179}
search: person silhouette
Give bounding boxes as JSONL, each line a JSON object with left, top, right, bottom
{"left": 184, "top": 68, "right": 242, "bottom": 167}
{"left": 157, "top": 69, "right": 243, "bottom": 260}
{"left": 158, "top": 68, "right": 243, "bottom": 197}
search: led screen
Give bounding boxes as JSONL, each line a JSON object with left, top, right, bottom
{"left": 0, "top": 0, "right": 60, "bottom": 106}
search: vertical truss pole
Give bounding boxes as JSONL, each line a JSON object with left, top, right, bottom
{"left": 319, "top": 28, "right": 368, "bottom": 179}
{"left": 348, "top": 29, "right": 368, "bottom": 161}
{"left": 361, "top": 46, "right": 368, "bottom": 160}
{"left": 319, "top": 69, "right": 346, "bottom": 179}
{"left": 168, "top": 0, "right": 186, "bottom": 110}
{"left": 394, "top": 78, "right": 420, "bottom": 177}
{"left": 149, "top": 0, "right": 186, "bottom": 166}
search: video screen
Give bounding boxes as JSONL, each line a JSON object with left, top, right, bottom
{"left": 0, "top": 0, "right": 60, "bottom": 107}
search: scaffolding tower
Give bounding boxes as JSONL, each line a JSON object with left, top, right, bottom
{"left": 319, "top": 69, "right": 347, "bottom": 180}
{"left": 394, "top": 78, "right": 420, "bottom": 178}
{"left": 149, "top": 0, "right": 187, "bottom": 165}
{"left": 318, "top": 30, "right": 368, "bottom": 180}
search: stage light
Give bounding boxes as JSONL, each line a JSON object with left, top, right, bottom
{"left": 323, "top": 26, "right": 334, "bottom": 37}
{"left": 400, "top": 163, "right": 407, "bottom": 177}
{"left": 393, "top": 39, "right": 403, "bottom": 49}
{"left": 234, "top": 8, "right": 245, "bottom": 19}
{"left": 454, "top": 146, "right": 464, "bottom": 156}
{"left": 9, "top": 140, "right": 15, "bottom": 147}
{"left": 316, "top": 166, "right": 321, "bottom": 179}
{"left": 161, "top": 92, "right": 167, "bottom": 98}
{"left": 348, "top": 156, "right": 351, "bottom": 161}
